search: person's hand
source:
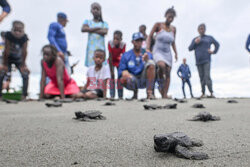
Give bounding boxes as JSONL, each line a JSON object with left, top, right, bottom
{"left": 20, "top": 65, "right": 30, "bottom": 74}
{"left": 57, "top": 51, "right": 64, "bottom": 60}
{"left": 208, "top": 49, "right": 214, "bottom": 54}
{"left": 195, "top": 37, "right": 201, "bottom": 44}
{"left": 175, "top": 54, "right": 178, "bottom": 62}
{"left": 146, "top": 48, "right": 151, "bottom": 53}
{"left": 142, "top": 53, "right": 149, "bottom": 62}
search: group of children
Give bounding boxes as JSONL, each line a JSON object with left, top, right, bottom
{"left": 0, "top": 1, "right": 218, "bottom": 100}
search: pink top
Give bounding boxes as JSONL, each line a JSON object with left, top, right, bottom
{"left": 43, "top": 61, "right": 71, "bottom": 86}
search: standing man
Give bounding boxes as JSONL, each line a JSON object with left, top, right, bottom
{"left": 48, "top": 12, "right": 70, "bottom": 74}
{"left": 0, "top": 0, "right": 11, "bottom": 23}
{"left": 188, "top": 23, "right": 219, "bottom": 98}
{"left": 246, "top": 34, "right": 250, "bottom": 53}
{"left": 118, "top": 32, "right": 155, "bottom": 99}
{"left": 177, "top": 58, "right": 194, "bottom": 98}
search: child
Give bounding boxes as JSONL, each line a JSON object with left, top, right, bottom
{"left": 40, "top": 45, "right": 80, "bottom": 99}
{"left": 0, "top": 21, "right": 29, "bottom": 100}
{"left": 177, "top": 58, "right": 194, "bottom": 98}
{"left": 108, "top": 30, "right": 126, "bottom": 99}
{"left": 81, "top": 2, "right": 109, "bottom": 67}
{"left": 80, "top": 49, "right": 110, "bottom": 99}
{"left": 139, "top": 25, "right": 148, "bottom": 50}
{"left": 0, "top": 31, "right": 10, "bottom": 90}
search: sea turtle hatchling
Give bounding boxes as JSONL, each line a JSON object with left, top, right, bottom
{"left": 143, "top": 104, "right": 177, "bottom": 110}
{"left": 189, "top": 111, "right": 220, "bottom": 122}
{"left": 154, "top": 132, "right": 209, "bottom": 160}
{"left": 192, "top": 103, "right": 205, "bottom": 108}
{"left": 74, "top": 110, "right": 106, "bottom": 121}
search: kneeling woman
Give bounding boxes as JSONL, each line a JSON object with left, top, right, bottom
{"left": 40, "top": 45, "right": 80, "bottom": 99}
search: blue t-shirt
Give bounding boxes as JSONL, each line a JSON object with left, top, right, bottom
{"left": 188, "top": 35, "right": 220, "bottom": 65}
{"left": 47, "top": 22, "right": 67, "bottom": 53}
{"left": 177, "top": 64, "right": 191, "bottom": 79}
{"left": 0, "top": 0, "right": 10, "bottom": 13}
{"left": 118, "top": 49, "right": 153, "bottom": 78}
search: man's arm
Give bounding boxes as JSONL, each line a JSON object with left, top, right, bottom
{"left": 188, "top": 66, "right": 191, "bottom": 78}
{"left": 55, "top": 58, "right": 65, "bottom": 99}
{"left": 188, "top": 38, "right": 197, "bottom": 51}
{"left": 47, "top": 24, "right": 62, "bottom": 52}
{"left": 3, "top": 39, "right": 10, "bottom": 66}
{"left": 118, "top": 54, "right": 127, "bottom": 78}
{"left": 0, "top": 0, "right": 11, "bottom": 23}
{"left": 211, "top": 37, "right": 220, "bottom": 54}
{"left": 246, "top": 35, "right": 250, "bottom": 52}
{"left": 177, "top": 66, "right": 182, "bottom": 78}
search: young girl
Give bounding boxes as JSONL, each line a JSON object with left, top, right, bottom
{"left": 40, "top": 45, "right": 80, "bottom": 99}
{"left": 81, "top": 2, "right": 109, "bottom": 67}
{"left": 147, "top": 7, "right": 178, "bottom": 99}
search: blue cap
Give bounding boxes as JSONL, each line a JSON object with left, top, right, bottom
{"left": 132, "top": 32, "right": 144, "bottom": 41}
{"left": 57, "top": 12, "right": 68, "bottom": 20}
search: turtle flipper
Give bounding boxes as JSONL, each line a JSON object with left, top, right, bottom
{"left": 175, "top": 145, "right": 209, "bottom": 160}
{"left": 188, "top": 116, "right": 201, "bottom": 121}
{"left": 211, "top": 116, "right": 221, "bottom": 121}
{"left": 98, "top": 115, "right": 106, "bottom": 120}
{"left": 190, "top": 138, "right": 204, "bottom": 147}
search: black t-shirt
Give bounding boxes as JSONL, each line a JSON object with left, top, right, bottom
{"left": 5, "top": 31, "right": 28, "bottom": 59}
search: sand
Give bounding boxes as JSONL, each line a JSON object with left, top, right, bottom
{"left": 0, "top": 98, "right": 250, "bottom": 167}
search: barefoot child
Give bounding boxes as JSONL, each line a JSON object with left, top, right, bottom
{"left": 80, "top": 49, "right": 110, "bottom": 99}
{"left": 108, "top": 30, "right": 126, "bottom": 99}
{"left": 0, "top": 21, "right": 29, "bottom": 100}
{"left": 40, "top": 45, "right": 80, "bottom": 99}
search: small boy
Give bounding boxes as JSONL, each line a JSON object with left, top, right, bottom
{"left": 108, "top": 30, "right": 126, "bottom": 99}
{"left": 177, "top": 58, "right": 194, "bottom": 98}
{"left": 139, "top": 25, "right": 148, "bottom": 50}
{"left": 0, "top": 20, "right": 29, "bottom": 100}
{"left": 80, "top": 49, "right": 110, "bottom": 99}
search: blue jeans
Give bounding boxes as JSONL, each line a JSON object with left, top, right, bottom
{"left": 110, "top": 67, "right": 123, "bottom": 98}
{"left": 182, "top": 78, "right": 193, "bottom": 98}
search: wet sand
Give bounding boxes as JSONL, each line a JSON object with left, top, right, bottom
{"left": 0, "top": 98, "right": 250, "bottom": 167}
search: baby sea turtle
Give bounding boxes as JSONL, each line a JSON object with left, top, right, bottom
{"left": 74, "top": 110, "right": 106, "bottom": 121}
{"left": 189, "top": 111, "right": 220, "bottom": 122}
{"left": 174, "top": 98, "right": 187, "bottom": 103}
{"left": 154, "top": 132, "right": 209, "bottom": 160}
{"left": 45, "top": 102, "right": 62, "bottom": 107}
{"left": 139, "top": 98, "right": 148, "bottom": 102}
{"left": 104, "top": 102, "right": 115, "bottom": 106}
{"left": 143, "top": 104, "right": 177, "bottom": 110}
{"left": 192, "top": 103, "right": 205, "bottom": 108}
{"left": 227, "top": 100, "right": 238, "bottom": 103}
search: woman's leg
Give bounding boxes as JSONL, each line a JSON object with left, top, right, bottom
{"left": 156, "top": 61, "right": 166, "bottom": 98}
{"left": 164, "top": 65, "right": 172, "bottom": 98}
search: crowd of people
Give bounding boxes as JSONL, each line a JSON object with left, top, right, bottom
{"left": 0, "top": 1, "right": 249, "bottom": 101}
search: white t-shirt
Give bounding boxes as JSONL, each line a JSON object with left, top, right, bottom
{"left": 86, "top": 65, "right": 111, "bottom": 90}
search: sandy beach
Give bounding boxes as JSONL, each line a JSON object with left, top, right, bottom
{"left": 0, "top": 98, "right": 250, "bottom": 167}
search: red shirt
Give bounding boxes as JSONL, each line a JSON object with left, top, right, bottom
{"left": 108, "top": 40, "right": 126, "bottom": 67}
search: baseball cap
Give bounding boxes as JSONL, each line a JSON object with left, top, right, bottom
{"left": 132, "top": 32, "right": 144, "bottom": 41}
{"left": 57, "top": 12, "right": 68, "bottom": 20}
